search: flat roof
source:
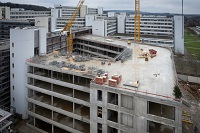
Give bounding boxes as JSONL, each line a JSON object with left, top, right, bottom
{"left": 28, "top": 35, "right": 177, "bottom": 100}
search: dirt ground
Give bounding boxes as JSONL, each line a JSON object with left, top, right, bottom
{"left": 179, "top": 81, "right": 200, "bottom": 133}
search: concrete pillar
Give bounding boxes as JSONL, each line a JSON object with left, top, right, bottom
{"left": 52, "top": 111, "right": 53, "bottom": 120}
{"left": 34, "top": 117, "right": 35, "bottom": 126}
{"left": 118, "top": 94, "right": 121, "bottom": 130}
{"left": 90, "top": 87, "right": 97, "bottom": 133}
{"left": 52, "top": 125, "right": 54, "bottom": 133}
{"left": 102, "top": 90, "right": 108, "bottom": 133}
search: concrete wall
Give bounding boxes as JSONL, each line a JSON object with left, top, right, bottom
{"left": 92, "top": 20, "right": 106, "bottom": 36}
{"left": 174, "top": 15, "right": 184, "bottom": 54}
{"left": 35, "top": 17, "right": 49, "bottom": 33}
{"left": 117, "top": 14, "right": 126, "bottom": 33}
{"left": 5, "top": 6, "right": 10, "bottom": 19}
{"left": 0, "top": 6, "right": 10, "bottom": 19}
{"left": 10, "top": 28, "right": 35, "bottom": 119}
{"left": 90, "top": 83, "right": 182, "bottom": 133}
{"left": 80, "top": 5, "right": 88, "bottom": 17}
{"left": 85, "top": 15, "right": 95, "bottom": 27}
{"left": 38, "top": 27, "right": 47, "bottom": 55}
{"left": 178, "top": 74, "right": 200, "bottom": 84}
{"left": 51, "top": 8, "right": 60, "bottom": 32}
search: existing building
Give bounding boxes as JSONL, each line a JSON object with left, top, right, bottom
{"left": 56, "top": 17, "right": 85, "bottom": 29}
{"left": 125, "top": 15, "right": 174, "bottom": 37}
{"left": 10, "top": 26, "right": 182, "bottom": 132}
{"left": 10, "top": 8, "right": 51, "bottom": 22}
{"left": 0, "top": 20, "right": 31, "bottom": 39}
{"left": 54, "top": 5, "right": 103, "bottom": 30}
{"left": 0, "top": 6, "right": 51, "bottom": 22}
{"left": 118, "top": 15, "right": 184, "bottom": 54}
{"left": 89, "top": 15, "right": 117, "bottom": 37}
{"left": 10, "top": 26, "right": 47, "bottom": 119}
{"left": 0, "top": 39, "right": 10, "bottom": 108}
{"left": 0, "top": 6, "right": 10, "bottom": 19}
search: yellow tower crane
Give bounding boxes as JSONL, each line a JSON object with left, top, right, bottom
{"left": 62, "top": 0, "right": 85, "bottom": 53}
{"left": 134, "top": 0, "right": 140, "bottom": 42}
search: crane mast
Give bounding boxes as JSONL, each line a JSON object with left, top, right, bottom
{"left": 62, "top": 0, "right": 85, "bottom": 53}
{"left": 134, "top": 0, "right": 140, "bottom": 42}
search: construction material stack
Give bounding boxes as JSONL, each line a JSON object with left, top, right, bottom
{"left": 95, "top": 73, "right": 108, "bottom": 85}
{"left": 108, "top": 74, "right": 122, "bottom": 87}
{"left": 149, "top": 49, "right": 157, "bottom": 58}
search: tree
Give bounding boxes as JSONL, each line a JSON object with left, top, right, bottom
{"left": 173, "top": 85, "right": 182, "bottom": 99}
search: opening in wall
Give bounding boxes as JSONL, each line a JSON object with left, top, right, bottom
{"left": 97, "top": 106, "right": 102, "bottom": 118}
{"left": 148, "top": 101, "right": 175, "bottom": 120}
{"left": 97, "top": 90, "right": 102, "bottom": 101}
{"left": 98, "top": 123, "right": 102, "bottom": 133}
{"left": 147, "top": 121, "right": 175, "bottom": 133}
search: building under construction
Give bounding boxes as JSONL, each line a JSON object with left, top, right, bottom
{"left": 0, "top": 40, "right": 10, "bottom": 109}
{"left": 10, "top": 26, "right": 182, "bottom": 133}
{"left": 0, "top": 107, "right": 13, "bottom": 132}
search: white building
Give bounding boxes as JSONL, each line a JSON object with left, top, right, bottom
{"left": 116, "top": 15, "right": 184, "bottom": 53}
{"left": 10, "top": 26, "right": 47, "bottom": 119}
{"left": 10, "top": 8, "right": 51, "bottom": 22}
{"left": 57, "top": 17, "right": 85, "bottom": 29}
{"left": 92, "top": 16, "right": 117, "bottom": 37}
{"left": 54, "top": 5, "right": 103, "bottom": 30}
{"left": 0, "top": 6, "right": 10, "bottom": 19}
{"left": 174, "top": 16, "right": 184, "bottom": 54}
{"left": 35, "top": 16, "right": 51, "bottom": 33}
{"left": 125, "top": 15, "right": 173, "bottom": 37}
{"left": 117, "top": 14, "right": 126, "bottom": 33}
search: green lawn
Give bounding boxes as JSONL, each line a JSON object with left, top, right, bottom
{"left": 184, "top": 29, "right": 200, "bottom": 59}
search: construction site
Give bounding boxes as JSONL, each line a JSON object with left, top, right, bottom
{"left": 21, "top": 33, "right": 182, "bottom": 133}
{"left": 7, "top": 0, "right": 185, "bottom": 133}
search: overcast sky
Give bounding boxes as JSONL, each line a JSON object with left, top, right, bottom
{"left": 2, "top": 0, "right": 200, "bottom": 14}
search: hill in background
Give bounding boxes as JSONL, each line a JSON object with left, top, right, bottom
{"left": 0, "top": 2, "right": 50, "bottom": 11}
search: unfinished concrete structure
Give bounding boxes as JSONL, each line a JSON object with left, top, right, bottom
{"left": 0, "top": 40, "right": 10, "bottom": 108}
{"left": 24, "top": 33, "right": 182, "bottom": 133}
{"left": 0, "top": 107, "right": 13, "bottom": 132}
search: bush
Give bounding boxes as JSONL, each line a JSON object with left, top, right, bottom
{"left": 173, "top": 85, "right": 182, "bottom": 99}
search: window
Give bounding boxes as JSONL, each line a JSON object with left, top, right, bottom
{"left": 12, "top": 42, "right": 14, "bottom": 47}
{"left": 97, "top": 90, "right": 102, "bottom": 101}
{"left": 12, "top": 74, "right": 14, "bottom": 78}
{"left": 98, "top": 123, "right": 102, "bottom": 133}
{"left": 13, "top": 97, "right": 15, "bottom": 102}
{"left": 97, "top": 106, "right": 102, "bottom": 118}
{"left": 12, "top": 63, "right": 14, "bottom": 68}
{"left": 13, "top": 86, "right": 14, "bottom": 90}
{"left": 12, "top": 53, "right": 14, "bottom": 58}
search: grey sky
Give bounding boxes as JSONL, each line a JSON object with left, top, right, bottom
{"left": 2, "top": 0, "right": 200, "bottom": 14}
